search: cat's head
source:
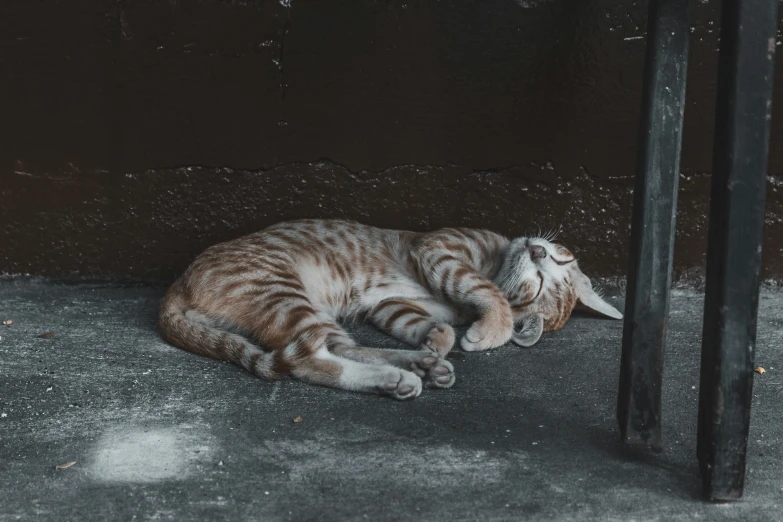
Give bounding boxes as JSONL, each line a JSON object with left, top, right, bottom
{"left": 495, "top": 237, "right": 622, "bottom": 347}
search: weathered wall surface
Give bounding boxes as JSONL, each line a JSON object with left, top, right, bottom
{"left": 1, "top": 0, "right": 782, "bottom": 279}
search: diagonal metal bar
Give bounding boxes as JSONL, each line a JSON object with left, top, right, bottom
{"left": 617, "top": 0, "right": 691, "bottom": 451}
{"left": 697, "top": 0, "right": 779, "bottom": 502}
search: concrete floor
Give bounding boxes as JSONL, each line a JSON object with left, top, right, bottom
{"left": 1, "top": 279, "right": 781, "bottom": 521}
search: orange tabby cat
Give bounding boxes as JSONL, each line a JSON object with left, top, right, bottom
{"left": 159, "top": 219, "right": 621, "bottom": 399}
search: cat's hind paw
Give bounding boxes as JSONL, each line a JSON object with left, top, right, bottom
{"left": 380, "top": 369, "right": 422, "bottom": 400}
{"left": 424, "top": 358, "right": 455, "bottom": 389}
{"left": 410, "top": 355, "right": 455, "bottom": 389}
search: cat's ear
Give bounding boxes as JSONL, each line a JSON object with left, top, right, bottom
{"left": 577, "top": 285, "right": 623, "bottom": 320}
{"left": 511, "top": 313, "right": 544, "bottom": 347}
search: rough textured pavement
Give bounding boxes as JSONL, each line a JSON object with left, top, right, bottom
{"left": 1, "top": 279, "right": 781, "bottom": 521}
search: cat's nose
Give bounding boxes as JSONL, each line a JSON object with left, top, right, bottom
{"left": 529, "top": 245, "right": 547, "bottom": 259}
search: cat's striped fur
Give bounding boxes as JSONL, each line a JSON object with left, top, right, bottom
{"left": 159, "top": 219, "right": 621, "bottom": 399}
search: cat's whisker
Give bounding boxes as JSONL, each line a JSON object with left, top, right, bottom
{"left": 546, "top": 223, "right": 561, "bottom": 243}
{"left": 544, "top": 225, "right": 554, "bottom": 242}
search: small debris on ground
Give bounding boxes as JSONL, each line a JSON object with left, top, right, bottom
{"left": 755, "top": 367, "right": 766, "bottom": 375}
{"left": 38, "top": 332, "right": 54, "bottom": 338}
{"left": 56, "top": 461, "right": 76, "bottom": 470}
{"left": 2, "top": 320, "right": 12, "bottom": 327}
{"left": 293, "top": 416, "right": 302, "bottom": 423}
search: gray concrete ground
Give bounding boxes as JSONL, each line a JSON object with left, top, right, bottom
{"left": 0, "top": 279, "right": 781, "bottom": 521}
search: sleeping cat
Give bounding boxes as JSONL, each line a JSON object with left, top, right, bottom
{"left": 159, "top": 219, "right": 622, "bottom": 400}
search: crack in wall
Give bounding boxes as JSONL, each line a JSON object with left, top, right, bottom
{"left": 11, "top": 159, "right": 783, "bottom": 189}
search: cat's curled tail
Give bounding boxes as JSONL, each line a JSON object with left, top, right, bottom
{"left": 158, "top": 282, "right": 278, "bottom": 380}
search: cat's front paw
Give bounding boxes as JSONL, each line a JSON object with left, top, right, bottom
{"left": 422, "top": 323, "right": 455, "bottom": 356}
{"left": 380, "top": 369, "right": 423, "bottom": 400}
{"left": 460, "top": 315, "right": 513, "bottom": 352}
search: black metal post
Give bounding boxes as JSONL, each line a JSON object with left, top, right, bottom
{"left": 618, "top": 0, "right": 690, "bottom": 451}
{"left": 697, "top": 0, "right": 779, "bottom": 502}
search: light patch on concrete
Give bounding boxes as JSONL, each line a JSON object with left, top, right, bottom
{"left": 261, "top": 435, "right": 529, "bottom": 490}
{"left": 88, "top": 425, "right": 213, "bottom": 483}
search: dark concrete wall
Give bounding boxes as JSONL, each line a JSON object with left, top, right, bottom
{"left": 2, "top": 0, "right": 783, "bottom": 279}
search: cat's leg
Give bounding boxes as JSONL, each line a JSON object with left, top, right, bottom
{"left": 362, "top": 299, "right": 456, "bottom": 388}
{"left": 417, "top": 256, "right": 513, "bottom": 351}
{"left": 329, "top": 345, "right": 455, "bottom": 389}
{"left": 292, "top": 348, "right": 423, "bottom": 400}
{"left": 244, "top": 303, "right": 422, "bottom": 399}
{"left": 366, "top": 298, "right": 457, "bottom": 356}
